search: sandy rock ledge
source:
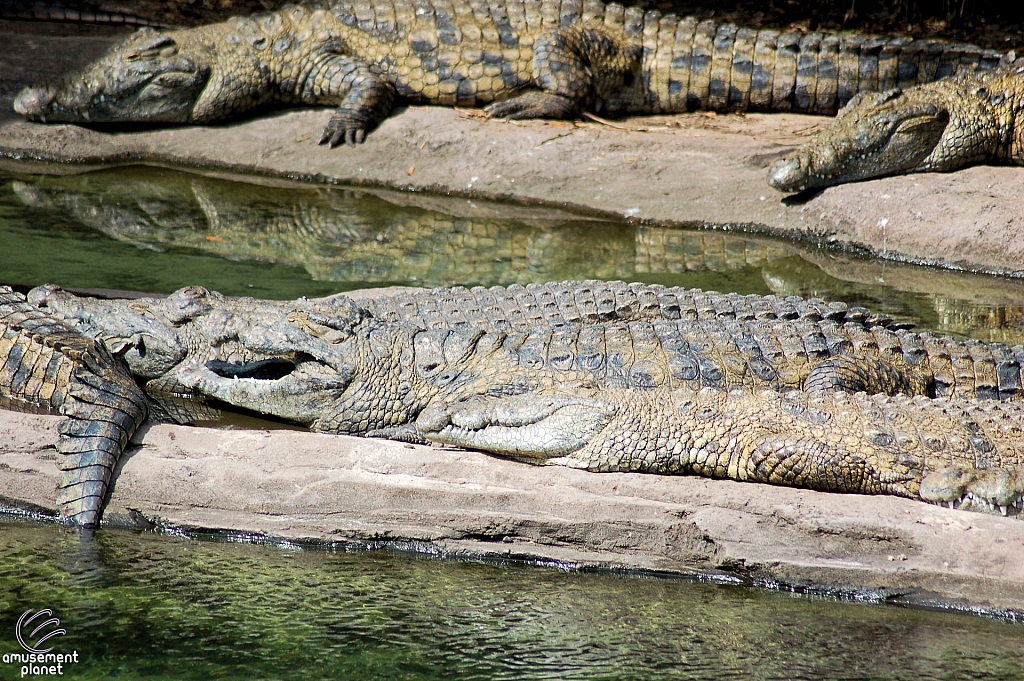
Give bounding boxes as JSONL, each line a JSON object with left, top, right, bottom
{"left": 2, "top": 409, "right": 1023, "bottom": 616}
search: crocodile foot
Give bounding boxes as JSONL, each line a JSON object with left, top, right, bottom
{"left": 319, "top": 111, "right": 370, "bottom": 147}
{"left": 417, "top": 392, "right": 614, "bottom": 460}
{"left": 920, "top": 466, "right": 1024, "bottom": 516}
{"left": 317, "top": 64, "right": 396, "bottom": 147}
{"left": 484, "top": 92, "right": 576, "bottom": 120}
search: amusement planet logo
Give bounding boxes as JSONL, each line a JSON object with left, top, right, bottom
{"left": 3, "top": 609, "right": 78, "bottom": 678}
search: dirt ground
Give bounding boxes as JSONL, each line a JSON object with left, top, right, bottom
{"left": 2, "top": 22, "right": 1024, "bottom": 612}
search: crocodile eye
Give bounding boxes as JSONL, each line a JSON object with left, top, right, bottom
{"left": 125, "top": 36, "right": 178, "bottom": 61}
{"left": 871, "top": 88, "right": 902, "bottom": 106}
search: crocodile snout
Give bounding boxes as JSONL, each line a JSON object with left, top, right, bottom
{"left": 13, "top": 85, "right": 54, "bottom": 119}
{"left": 767, "top": 155, "right": 808, "bottom": 192}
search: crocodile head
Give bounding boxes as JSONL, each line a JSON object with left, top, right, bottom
{"left": 14, "top": 28, "right": 210, "bottom": 124}
{"left": 27, "top": 285, "right": 425, "bottom": 430}
{"left": 767, "top": 81, "right": 997, "bottom": 192}
{"left": 28, "top": 284, "right": 196, "bottom": 379}
{"left": 174, "top": 313, "right": 435, "bottom": 432}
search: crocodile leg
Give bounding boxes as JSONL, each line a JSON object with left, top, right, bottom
{"left": 310, "top": 57, "right": 397, "bottom": 147}
{"left": 485, "top": 26, "right": 641, "bottom": 119}
{"left": 421, "top": 387, "right": 1024, "bottom": 515}
{"left": 416, "top": 392, "right": 616, "bottom": 458}
{"left": 803, "top": 353, "right": 932, "bottom": 396}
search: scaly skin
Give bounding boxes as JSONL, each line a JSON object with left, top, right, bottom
{"left": 28, "top": 282, "right": 1024, "bottom": 432}
{"left": 768, "top": 62, "right": 1024, "bottom": 191}
{"left": 12, "top": 0, "right": 1010, "bottom": 144}
{"left": 0, "top": 287, "right": 147, "bottom": 528}
{"left": 420, "top": 387, "right": 1024, "bottom": 515}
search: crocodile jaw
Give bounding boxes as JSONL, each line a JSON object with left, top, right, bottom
{"left": 768, "top": 90, "right": 950, "bottom": 192}
{"left": 14, "top": 28, "right": 209, "bottom": 124}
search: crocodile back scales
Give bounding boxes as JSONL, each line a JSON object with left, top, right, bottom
{"left": 356, "top": 281, "right": 1024, "bottom": 400}
{"left": 167, "top": 0, "right": 1008, "bottom": 114}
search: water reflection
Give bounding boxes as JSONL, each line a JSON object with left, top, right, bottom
{"left": 0, "top": 521, "right": 1020, "bottom": 681}
{"left": 6, "top": 167, "right": 795, "bottom": 287}
{"left": 3, "top": 165, "right": 1023, "bottom": 343}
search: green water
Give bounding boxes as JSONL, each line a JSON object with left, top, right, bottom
{"left": 1, "top": 164, "right": 1024, "bottom": 678}
{"left": 0, "top": 522, "right": 1021, "bottom": 681}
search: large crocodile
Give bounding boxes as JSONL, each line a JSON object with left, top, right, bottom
{"left": 31, "top": 281, "right": 1024, "bottom": 415}
{"left": 0, "top": 287, "right": 147, "bottom": 528}
{"left": 23, "top": 281, "right": 1024, "bottom": 517}
{"left": 12, "top": 0, "right": 1010, "bottom": 145}
{"left": 768, "top": 60, "right": 1024, "bottom": 191}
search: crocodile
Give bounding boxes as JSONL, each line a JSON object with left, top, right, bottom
{"left": 23, "top": 281, "right": 1024, "bottom": 516}
{"left": 0, "top": 287, "right": 147, "bottom": 528}
{"left": 12, "top": 0, "right": 1010, "bottom": 145}
{"left": 30, "top": 280, "right": 1024, "bottom": 414}
{"left": 768, "top": 60, "right": 1024, "bottom": 191}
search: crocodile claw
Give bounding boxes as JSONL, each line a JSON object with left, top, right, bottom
{"left": 319, "top": 119, "right": 367, "bottom": 147}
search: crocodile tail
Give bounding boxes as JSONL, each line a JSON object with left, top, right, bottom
{"left": 0, "top": 286, "right": 147, "bottom": 528}
{"left": 0, "top": 0, "right": 177, "bottom": 28}
{"left": 0, "top": 287, "right": 84, "bottom": 411}
{"left": 607, "top": 4, "right": 1009, "bottom": 115}
{"left": 56, "top": 347, "right": 147, "bottom": 528}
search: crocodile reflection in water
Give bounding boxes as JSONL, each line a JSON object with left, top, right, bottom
{"left": 9, "top": 168, "right": 794, "bottom": 286}
{"left": 760, "top": 256, "right": 1024, "bottom": 346}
